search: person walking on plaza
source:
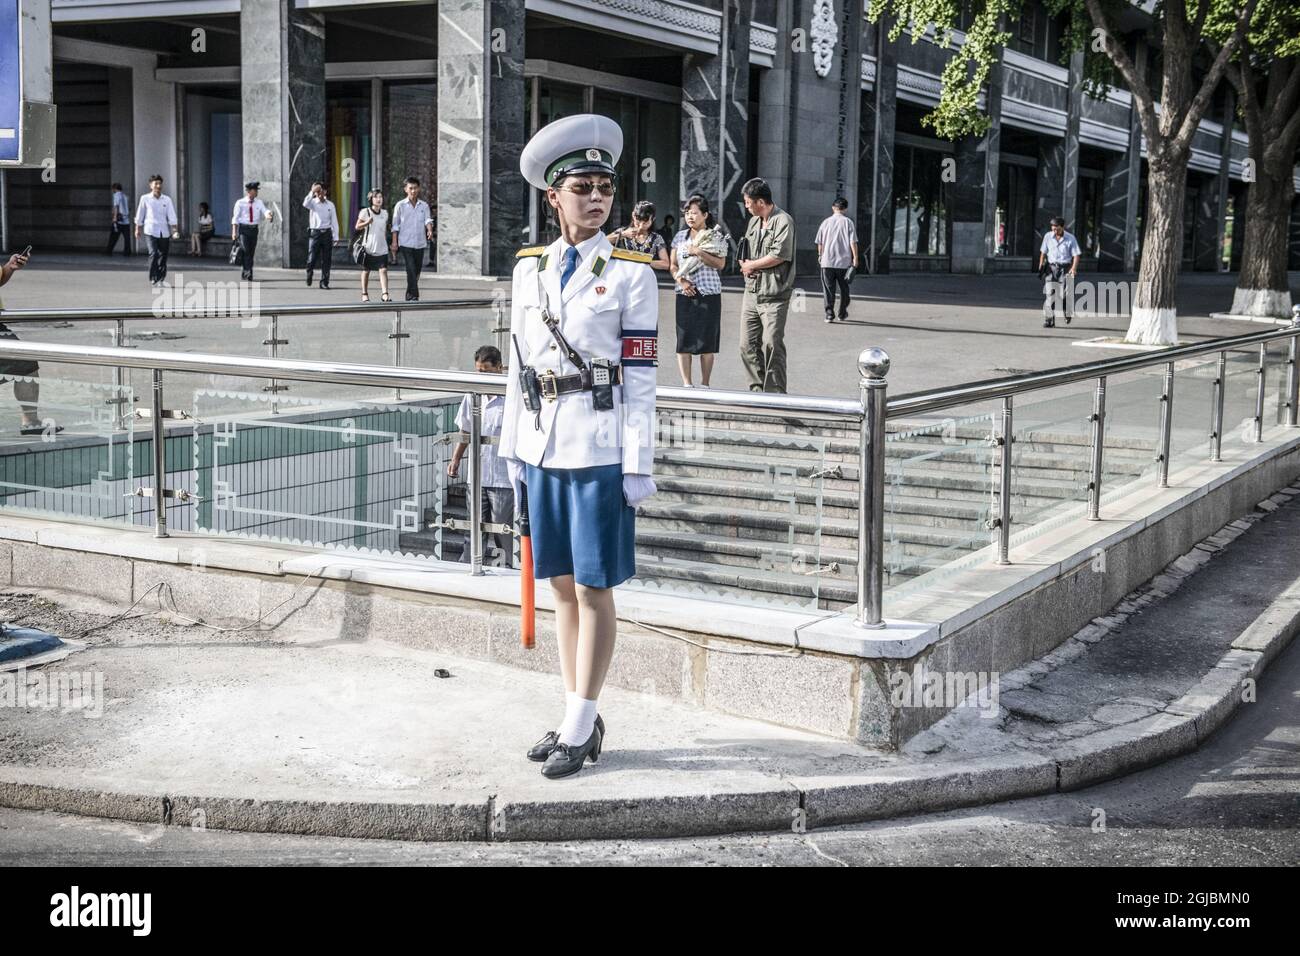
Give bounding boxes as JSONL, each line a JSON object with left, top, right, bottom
{"left": 446, "top": 345, "right": 515, "bottom": 567}
{"left": 134, "top": 174, "right": 179, "bottom": 287}
{"left": 355, "top": 188, "right": 391, "bottom": 303}
{"left": 499, "top": 112, "right": 659, "bottom": 780}
{"left": 303, "top": 181, "right": 339, "bottom": 289}
{"left": 815, "top": 198, "right": 858, "bottom": 323}
{"left": 106, "top": 183, "right": 131, "bottom": 256}
{"left": 231, "top": 181, "right": 273, "bottom": 281}
{"left": 0, "top": 249, "right": 64, "bottom": 436}
{"left": 1038, "top": 215, "right": 1080, "bottom": 328}
{"left": 737, "top": 177, "right": 796, "bottom": 393}
{"left": 607, "top": 200, "right": 670, "bottom": 271}
{"left": 669, "top": 193, "right": 727, "bottom": 387}
{"left": 390, "top": 177, "right": 433, "bottom": 301}
{"left": 188, "top": 202, "right": 214, "bottom": 256}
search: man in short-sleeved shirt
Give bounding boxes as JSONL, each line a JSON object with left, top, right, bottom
{"left": 815, "top": 198, "right": 859, "bottom": 322}
{"left": 738, "top": 178, "right": 797, "bottom": 393}
{"left": 446, "top": 346, "right": 514, "bottom": 566}
{"left": 1038, "top": 216, "right": 1081, "bottom": 327}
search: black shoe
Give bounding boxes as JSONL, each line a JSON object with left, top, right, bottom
{"left": 824, "top": 315, "right": 834, "bottom": 323}
{"left": 1064, "top": 314, "right": 1072, "bottom": 325}
{"left": 527, "top": 713, "right": 604, "bottom": 762}
{"left": 20, "top": 424, "right": 64, "bottom": 436}
{"left": 320, "top": 281, "right": 330, "bottom": 290}
{"left": 541, "top": 722, "right": 603, "bottom": 779}
{"left": 1043, "top": 319, "right": 1055, "bottom": 328}
{"left": 306, "top": 273, "right": 313, "bottom": 286}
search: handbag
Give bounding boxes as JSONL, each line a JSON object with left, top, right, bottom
{"left": 351, "top": 215, "right": 370, "bottom": 264}
{"left": 228, "top": 242, "right": 242, "bottom": 267}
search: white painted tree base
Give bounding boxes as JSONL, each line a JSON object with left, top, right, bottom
{"left": 1124, "top": 307, "right": 1178, "bottom": 346}
{"left": 1227, "top": 288, "right": 1293, "bottom": 320}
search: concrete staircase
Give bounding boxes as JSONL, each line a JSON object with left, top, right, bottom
{"left": 397, "top": 413, "right": 1159, "bottom": 611}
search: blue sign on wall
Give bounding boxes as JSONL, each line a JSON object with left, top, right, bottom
{"left": 0, "top": 0, "right": 20, "bottom": 163}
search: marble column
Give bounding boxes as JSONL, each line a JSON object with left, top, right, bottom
{"left": 1060, "top": 50, "right": 1083, "bottom": 228}
{"left": 859, "top": 18, "right": 896, "bottom": 274}
{"left": 950, "top": 54, "right": 1001, "bottom": 274}
{"left": 681, "top": 0, "right": 750, "bottom": 241}
{"left": 437, "top": 0, "right": 526, "bottom": 277}
{"left": 240, "top": 2, "right": 325, "bottom": 269}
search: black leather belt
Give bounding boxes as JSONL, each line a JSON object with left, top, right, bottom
{"left": 537, "top": 366, "right": 623, "bottom": 401}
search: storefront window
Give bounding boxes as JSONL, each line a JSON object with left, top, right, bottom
{"left": 325, "top": 83, "right": 373, "bottom": 235}
{"left": 383, "top": 81, "right": 437, "bottom": 263}
{"left": 994, "top": 162, "right": 1037, "bottom": 257}
{"left": 184, "top": 86, "right": 242, "bottom": 234}
{"left": 891, "top": 144, "right": 949, "bottom": 256}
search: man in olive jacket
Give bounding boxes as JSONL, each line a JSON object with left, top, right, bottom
{"left": 737, "top": 178, "right": 796, "bottom": 393}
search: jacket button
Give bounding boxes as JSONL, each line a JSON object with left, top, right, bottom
{"left": 550, "top": 344, "right": 557, "bottom": 351}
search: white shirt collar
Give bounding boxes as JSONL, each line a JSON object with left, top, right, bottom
{"left": 557, "top": 231, "right": 604, "bottom": 261}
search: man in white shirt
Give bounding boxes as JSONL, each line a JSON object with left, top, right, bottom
{"left": 133, "top": 174, "right": 179, "bottom": 286}
{"left": 231, "top": 181, "right": 273, "bottom": 281}
{"left": 303, "top": 181, "right": 339, "bottom": 289}
{"left": 390, "top": 176, "right": 433, "bottom": 301}
{"left": 814, "top": 197, "right": 859, "bottom": 323}
{"left": 446, "top": 345, "right": 514, "bottom": 567}
{"left": 1038, "top": 216, "right": 1081, "bottom": 328}
{"left": 106, "top": 182, "right": 131, "bottom": 257}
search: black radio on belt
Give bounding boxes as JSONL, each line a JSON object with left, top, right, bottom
{"left": 512, "top": 334, "right": 543, "bottom": 412}
{"left": 589, "top": 358, "right": 616, "bottom": 410}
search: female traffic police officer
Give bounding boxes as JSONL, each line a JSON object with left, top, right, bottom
{"left": 497, "top": 113, "right": 659, "bottom": 780}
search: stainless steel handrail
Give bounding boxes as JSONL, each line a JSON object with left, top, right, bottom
{"left": 0, "top": 300, "right": 498, "bottom": 323}
{"left": 3, "top": 305, "right": 1299, "bottom": 629}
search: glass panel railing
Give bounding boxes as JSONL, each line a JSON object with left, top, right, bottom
{"left": 191, "top": 387, "right": 459, "bottom": 558}
{"left": 882, "top": 410, "right": 998, "bottom": 597}
{"left": 1004, "top": 383, "right": 1093, "bottom": 546}
{"left": 627, "top": 409, "right": 842, "bottom": 611}
{"left": 0, "top": 373, "right": 136, "bottom": 525}
{"left": 1168, "top": 354, "right": 1218, "bottom": 472}
{"left": 1098, "top": 369, "right": 1162, "bottom": 508}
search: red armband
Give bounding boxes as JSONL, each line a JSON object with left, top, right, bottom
{"left": 621, "top": 330, "right": 658, "bottom": 367}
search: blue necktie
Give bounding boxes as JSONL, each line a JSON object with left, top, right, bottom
{"left": 559, "top": 245, "right": 579, "bottom": 290}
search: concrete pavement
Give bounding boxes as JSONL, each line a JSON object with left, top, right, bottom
{"left": 1, "top": 480, "right": 1297, "bottom": 843}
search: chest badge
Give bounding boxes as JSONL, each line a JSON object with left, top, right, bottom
{"left": 595, "top": 285, "right": 606, "bottom": 295}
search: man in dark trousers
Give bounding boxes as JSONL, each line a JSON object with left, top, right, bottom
{"left": 231, "top": 181, "right": 273, "bottom": 281}
{"left": 389, "top": 176, "right": 433, "bottom": 301}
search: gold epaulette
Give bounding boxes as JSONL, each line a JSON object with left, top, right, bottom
{"left": 516, "top": 246, "right": 545, "bottom": 257}
{"left": 610, "top": 249, "right": 652, "bottom": 263}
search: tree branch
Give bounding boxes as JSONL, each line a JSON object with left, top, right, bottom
{"left": 1172, "top": 0, "right": 1259, "bottom": 156}
{"left": 1084, "top": 0, "right": 1159, "bottom": 146}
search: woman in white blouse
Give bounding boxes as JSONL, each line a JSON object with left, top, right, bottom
{"left": 354, "top": 188, "right": 391, "bottom": 302}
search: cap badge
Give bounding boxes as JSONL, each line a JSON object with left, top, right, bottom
{"left": 585, "top": 148, "right": 601, "bottom": 161}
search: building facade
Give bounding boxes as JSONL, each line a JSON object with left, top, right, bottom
{"left": 4, "top": 0, "right": 1299, "bottom": 277}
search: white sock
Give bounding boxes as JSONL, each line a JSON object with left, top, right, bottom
{"left": 559, "top": 696, "right": 599, "bottom": 746}
{"left": 556, "top": 691, "right": 579, "bottom": 738}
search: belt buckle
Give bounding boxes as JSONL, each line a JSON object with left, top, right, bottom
{"left": 538, "top": 371, "right": 559, "bottom": 401}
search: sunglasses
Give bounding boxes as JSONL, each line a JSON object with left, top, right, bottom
{"left": 554, "top": 180, "right": 615, "bottom": 196}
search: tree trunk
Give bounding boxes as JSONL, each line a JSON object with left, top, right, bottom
{"left": 1230, "top": 161, "right": 1295, "bottom": 318}
{"left": 1125, "top": 157, "right": 1187, "bottom": 345}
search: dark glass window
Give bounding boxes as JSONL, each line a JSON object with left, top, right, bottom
{"left": 891, "top": 145, "right": 950, "bottom": 256}
{"left": 994, "top": 163, "right": 1037, "bottom": 257}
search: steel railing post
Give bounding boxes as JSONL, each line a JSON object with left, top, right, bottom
{"left": 151, "top": 369, "right": 167, "bottom": 538}
{"left": 1254, "top": 343, "right": 1267, "bottom": 443}
{"left": 997, "top": 396, "right": 1013, "bottom": 564}
{"left": 1157, "top": 361, "right": 1174, "bottom": 487}
{"left": 1211, "top": 351, "right": 1226, "bottom": 461}
{"left": 1287, "top": 306, "right": 1300, "bottom": 427}
{"left": 855, "top": 348, "right": 890, "bottom": 629}
{"left": 392, "top": 309, "right": 404, "bottom": 402}
{"left": 1087, "top": 376, "right": 1107, "bottom": 520}
{"left": 468, "top": 391, "right": 483, "bottom": 575}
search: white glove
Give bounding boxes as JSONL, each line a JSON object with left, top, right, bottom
{"left": 506, "top": 459, "right": 527, "bottom": 504}
{"left": 622, "top": 474, "right": 657, "bottom": 508}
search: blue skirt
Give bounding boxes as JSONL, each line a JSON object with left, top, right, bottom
{"left": 525, "top": 462, "right": 636, "bottom": 589}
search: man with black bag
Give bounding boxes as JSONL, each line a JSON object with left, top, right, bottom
{"left": 1038, "top": 215, "right": 1080, "bottom": 328}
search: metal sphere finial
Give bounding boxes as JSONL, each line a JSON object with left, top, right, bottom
{"left": 858, "top": 347, "right": 891, "bottom": 380}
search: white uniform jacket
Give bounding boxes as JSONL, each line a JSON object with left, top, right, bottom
{"left": 498, "top": 232, "right": 659, "bottom": 475}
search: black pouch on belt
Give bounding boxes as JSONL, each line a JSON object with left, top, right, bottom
{"left": 590, "top": 359, "right": 615, "bottom": 411}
